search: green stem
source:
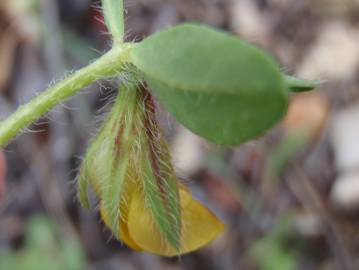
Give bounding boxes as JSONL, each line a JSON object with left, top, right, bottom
{"left": 0, "top": 44, "right": 133, "bottom": 147}
{"left": 102, "top": 0, "right": 125, "bottom": 44}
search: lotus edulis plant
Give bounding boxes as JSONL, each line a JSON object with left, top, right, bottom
{"left": 0, "top": 0, "right": 319, "bottom": 257}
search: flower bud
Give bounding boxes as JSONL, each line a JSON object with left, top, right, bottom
{"left": 78, "top": 84, "right": 223, "bottom": 256}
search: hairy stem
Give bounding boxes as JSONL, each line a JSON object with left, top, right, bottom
{"left": 102, "top": 0, "right": 125, "bottom": 44}
{"left": 0, "top": 44, "right": 133, "bottom": 146}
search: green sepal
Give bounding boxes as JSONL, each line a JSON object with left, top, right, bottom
{"left": 135, "top": 88, "right": 181, "bottom": 251}
{"left": 77, "top": 108, "right": 110, "bottom": 209}
{"left": 77, "top": 83, "right": 138, "bottom": 236}
{"left": 101, "top": 85, "right": 138, "bottom": 233}
{"left": 77, "top": 155, "right": 92, "bottom": 209}
{"left": 130, "top": 23, "right": 288, "bottom": 145}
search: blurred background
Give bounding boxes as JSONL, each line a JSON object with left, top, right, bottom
{"left": 1, "top": 0, "right": 359, "bottom": 269}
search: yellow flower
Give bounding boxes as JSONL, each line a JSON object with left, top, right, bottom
{"left": 100, "top": 181, "right": 224, "bottom": 256}
{"left": 78, "top": 83, "right": 224, "bottom": 256}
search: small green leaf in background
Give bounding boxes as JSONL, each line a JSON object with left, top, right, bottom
{"left": 265, "top": 131, "right": 309, "bottom": 184}
{"left": 131, "top": 23, "right": 288, "bottom": 145}
{"left": 0, "top": 216, "right": 85, "bottom": 270}
{"left": 249, "top": 215, "right": 298, "bottom": 270}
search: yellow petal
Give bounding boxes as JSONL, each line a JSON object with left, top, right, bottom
{"left": 99, "top": 175, "right": 143, "bottom": 251}
{"left": 127, "top": 187, "right": 224, "bottom": 256}
{"left": 119, "top": 219, "right": 143, "bottom": 251}
{"left": 100, "top": 203, "right": 143, "bottom": 251}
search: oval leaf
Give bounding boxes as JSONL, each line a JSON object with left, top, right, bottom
{"left": 131, "top": 23, "right": 288, "bottom": 145}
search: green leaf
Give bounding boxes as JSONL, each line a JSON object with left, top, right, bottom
{"left": 265, "top": 131, "right": 309, "bottom": 182}
{"left": 131, "top": 23, "right": 288, "bottom": 145}
{"left": 102, "top": 0, "right": 125, "bottom": 43}
{"left": 249, "top": 215, "right": 298, "bottom": 270}
{"left": 0, "top": 216, "right": 85, "bottom": 270}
